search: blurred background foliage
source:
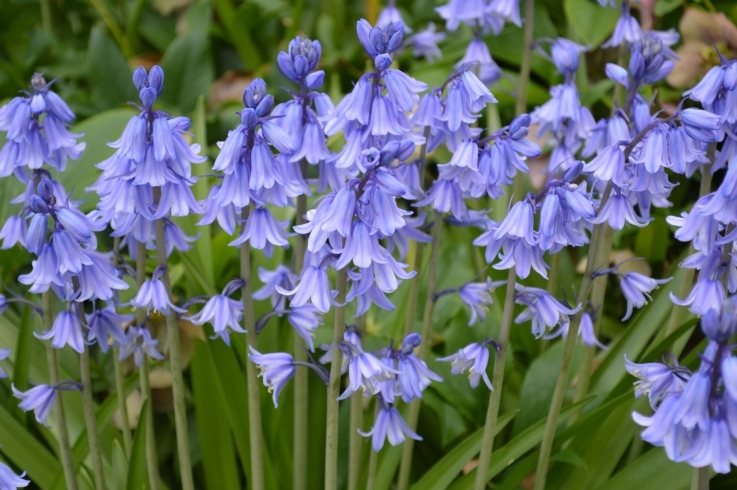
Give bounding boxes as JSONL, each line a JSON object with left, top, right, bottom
{"left": 3, "top": 0, "right": 737, "bottom": 489}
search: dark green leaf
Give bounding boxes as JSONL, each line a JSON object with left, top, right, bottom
{"left": 126, "top": 399, "right": 150, "bottom": 490}
{"left": 159, "top": 32, "right": 214, "bottom": 114}
{"left": 564, "top": 0, "right": 620, "bottom": 47}
{"left": 87, "top": 27, "right": 137, "bottom": 110}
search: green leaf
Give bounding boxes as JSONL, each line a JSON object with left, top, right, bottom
{"left": 191, "top": 341, "right": 240, "bottom": 490}
{"left": 111, "top": 440, "right": 128, "bottom": 490}
{"left": 0, "top": 403, "right": 61, "bottom": 490}
{"left": 635, "top": 217, "right": 669, "bottom": 263}
{"left": 550, "top": 447, "right": 588, "bottom": 469}
{"left": 409, "top": 411, "right": 518, "bottom": 490}
{"left": 448, "top": 396, "right": 596, "bottom": 490}
{"left": 593, "top": 449, "right": 691, "bottom": 490}
{"left": 564, "top": 0, "right": 620, "bottom": 47}
{"left": 654, "top": 0, "right": 684, "bottom": 16}
{"left": 159, "top": 32, "right": 214, "bottom": 114}
{"left": 87, "top": 26, "right": 137, "bottom": 110}
{"left": 126, "top": 399, "right": 151, "bottom": 490}
{"left": 512, "top": 342, "right": 564, "bottom": 437}
{"left": 211, "top": 0, "right": 261, "bottom": 69}
{"left": 60, "top": 108, "right": 139, "bottom": 210}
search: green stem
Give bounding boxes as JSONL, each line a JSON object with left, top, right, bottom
{"left": 125, "top": 0, "right": 146, "bottom": 52}
{"left": 293, "top": 179, "right": 309, "bottom": 490}
{"left": 349, "top": 314, "right": 367, "bottom": 490}
{"left": 665, "top": 165, "right": 713, "bottom": 337}
{"left": 692, "top": 467, "right": 709, "bottom": 490}
{"left": 397, "top": 215, "right": 442, "bottom": 490}
{"left": 365, "top": 400, "right": 380, "bottom": 490}
{"left": 533, "top": 220, "right": 609, "bottom": 490}
{"left": 40, "top": 0, "right": 53, "bottom": 34}
{"left": 324, "top": 267, "right": 347, "bottom": 490}
{"left": 112, "top": 237, "right": 132, "bottom": 456}
{"left": 570, "top": 225, "right": 613, "bottom": 423}
{"left": 240, "top": 207, "right": 265, "bottom": 490}
{"left": 87, "top": 0, "right": 134, "bottom": 58}
{"left": 134, "top": 242, "right": 161, "bottom": 490}
{"left": 472, "top": 267, "right": 517, "bottom": 490}
{"left": 514, "top": 0, "right": 535, "bottom": 118}
{"left": 44, "top": 292, "right": 79, "bottom": 490}
{"left": 79, "top": 342, "right": 108, "bottom": 490}
{"left": 153, "top": 216, "right": 194, "bottom": 490}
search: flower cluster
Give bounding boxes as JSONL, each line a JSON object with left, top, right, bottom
{"left": 629, "top": 298, "right": 737, "bottom": 473}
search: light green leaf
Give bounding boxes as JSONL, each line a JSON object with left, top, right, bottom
{"left": 564, "top": 0, "right": 620, "bottom": 47}
{"left": 87, "top": 26, "right": 137, "bottom": 110}
{"left": 448, "top": 396, "right": 596, "bottom": 490}
{"left": 191, "top": 341, "right": 240, "bottom": 490}
{"left": 409, "top": 411, "right": 518, "bottom": 490}
{"left": 159, "top": 32, "right": 214, "bottom": 114}
{"left": 512, "top": 342, "right": 564, "bottom": 437}
{"left": 0, "top": 403, "right": 61, "bottom": 490}
{"left": 111, "top": 441, "right": 128, "bottom": 490}
{"left": 593, "top": 449, "right": 691, "bottom": 490}
{"left": 126, "top": 399, "right": 151, "bottom": 490}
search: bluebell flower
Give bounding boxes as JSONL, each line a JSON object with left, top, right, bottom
{"left": 253, "top": 265, "right": 297, "bottom": 309}
{"left": 187, "top": 280, "right": 246, "bottom": 346}
{"left": 248, "top": 347, "right": 296, "bottom": 407}
{"left": 131, "top": 268, "right": 186, "bottom": 316}
{"left": 12, "top": 383, "right": 71, "bottom": 426}
{"left": 549, "top": 38, "right": 587, "bottom": 78}
{"left": 591, "top": 189, "right": 649, "bottom": 230}
{"left": 415, "top": 179, "right": 468, "bottom": 222}
{"left": 86, "top": 306, "right": 131, "bottom": 353}
{"left": 376, "top": 2, "right": 403, "bottom": 27}
{"left": 407, "top": 23, "right": 445, "bottom": 62}
{"left": 514, "top": 285, "right": 581, "bottom": 338}
{"left": 670, "top": 276, "right": 725, "bottom": 316}
{"left": 436, "top": 0, "right": 488, "bottom": 31}
{"left": 287, "top": 305, "right": 323, "bottom": 351}
{"left": 118, "top": 326, "right": 164, "bottom": 367}
{"left": 319, "top": 329, "right": 361, "bottom": 374}
{"left": 625, "top": 356, "right": 686, "bottom": 407}
{"left": 0, "top": 215, "right": 26, "bottom": 249}
{"left": 277, "top": 264, "right": 334, "bottom": 313}
{"left": 616, "top": 271, "right": 672, "bottom": 320}
{"left": 0, "top": 348, "right": 10, "bottom": 378}
{"left": 602, "top": 2, "right": 643, "bottom": 48}
{"left": 437, "top": 340, "right": 497, "bottom": 389}
{"left": 495, "top": 198, "right": 536, "bottom": 246}
{"left": 359, "top": 396, "right": 421, "bottom": 452}
{"left": 35, "top": 307, "right": 84, "bottom": 353}
{"left": 0, "top": 73, "right": 85, "bottom": 176}
{"left": 395, "top": 333, "right": 443, "bottom": 402}
{"left": 453, "top": 278, "right": 506, "bottom": 325}
{"left": 337, "top": 340, "right": 398, "bottom": 400}
{"left": 357, "top": 18, "right": 406, "bottom": 58}
{"left": 487, "top": 0, "right": 521, "bottom": 27}
{"left": 229, "top": 206, "right": 289, "bottom": 253}
{"left": 0, "top": 461, "right": 29, "bottom": 488}
{"left": 457, "top": 37, "right": 501, "bottom": 86}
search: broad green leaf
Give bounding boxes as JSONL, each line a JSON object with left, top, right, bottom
{"left": 409, "top": 411, "right": 518, "bottom": 490}
{"left": 593, "top": 448, "right": 691, "bottom": 490}
{"left": 512, "top": 342, "right": 564, "bottom": 437}
{"left": 564, "top": 0, "right": 620, "bottom": 47}
{"left": 654, "top": 0, "right": 684, "bottom": 16}
{"left": 211, "top": 0, "right": 261, "bottom": 69}
{"left": 159, "top": 32, "right": 214, "bottom": 114}
{"left": 0, "top": 403, "right": 61, "bottom": 490}
{"left": 448, "top": 396, "right": 596, "bottom": 490}
{"left": 111, "top": 440, "right": 128, "bottom": 490}
{"left": 126, "top": 399, "right": 151, "bottom": 490}
{"left": 86, "top": 27, "right": 137, "bottom": 110}
{"left": 191, "top": 341, "right": 240, "bottom": 490}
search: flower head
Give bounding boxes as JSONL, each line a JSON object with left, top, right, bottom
{"left": 248, "top": 347, "right": 296, "bottom": 407}
{"left": 437, "top": 340, "right": 497, "bottom": 389}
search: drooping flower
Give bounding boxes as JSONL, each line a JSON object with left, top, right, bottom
{"left": 248, "top": 347, "right": 296, "bottom": 407}
{"left": 0, "top": 462, "right": 29, "bottom": 489}
{"left": 118, "top": 327, "right": 165, "bottom": 367}
{"left": 35, "top": 308, "right": 84, "bottom": 353}
{"left": 187, "top": 279, "right": 246, "bottom": 346}
{"left": 437, "top": 340, "right": 497, "bottom": 389}
{"left": 359, "top": 395, "right": 421, "bottom": 452}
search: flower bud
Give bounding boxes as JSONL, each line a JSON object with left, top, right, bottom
{"left": 29, "top": 195, "right": 49, "bottom": 214}
{"left": 562, "top": 161, "right": 584, "bottom": 182}
{"left": 305, "top": 70, "right": 325, "bottom": 89}
{"left": 255, "top": 94, "right": 274, "bottom": 118}
{"left": 509, "top": 114, "right": 531, "bottom": 136}
{"left": 26, "top": 214, "right": 47, "bottom": 255}
{"left": 56, "top": 207, "right": 91, "bottom": 241}
{"left": 132, "top": 66, "right": 148, "bottom": 90}
{"left": 240, "top": 108, "right": 259, "bottom": 129}
{"left": 37, "top": 179, "right": 55, "bottom": 203}
{"left": 148, "top": 66, "right": 165, "bottom": 95}
{"left": 244, "top": 79, "right": 268, "bottom": 109}
{"left": 374, "top": 53, "right": 393, "bottom": 71}
{"left": 139, "top": 87, "right": 157, "bottom": 109}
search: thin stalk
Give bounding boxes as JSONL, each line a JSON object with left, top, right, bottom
{"left": 538, "top": 252, "right": 560, "bottom": 355}
{"left": 40, "top": 0, "right": 53, "bottom": 34}
{"left": 692, "top": 467, "right": 709, "bottom": 490}
{"left": 533, "top": 221, "right": 609, "bottom": 490}
{"left": 79, "top": 342, "right": 107, "bottom": 490}
{"left": 665, "top": 165, "right": 713, "bottom": 337}
{"left": 324, "top": 267, "right": 347, "bottom": 490}
{"left": 514, "top": 0, "right": 535, "bottom": 117}
{"left": 293, "top": 167, "right": 309, "bottom": 490}
{"left": 396, "top": 215, "right": 443, "bottom": 490}
{"left": 112, "top": 237, "right": 132, "bottom": 455}
{"left": 135, "top": 242, "right": 161, "bottom": 490}
{"left": 570, "top": 225, "right": 613, "bottom": 423}
{"left": 365, "top": 400, "right": 380, "bottom": 490}
{"left": 44, "top": 293, "right": 79, "bottom": 490}
{"left": 240, "top": 207, "right": 266, "bottom": 490}
{"left": 472, "top": 267, "right": 517, "bottom": 490}
{"left": 349, "top": 314, "right": 367, "bottom": 490}
{"left": 153, "top": 215, "right": 194, "bottom": 490}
